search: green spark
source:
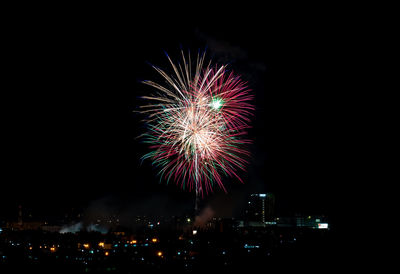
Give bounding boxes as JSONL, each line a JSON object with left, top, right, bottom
{"left": 210, "top": 97, "right": 224, "bottom": 110}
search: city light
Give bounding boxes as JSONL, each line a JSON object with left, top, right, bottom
{"left": 318, "top": 223, "right": 329, "bottom": 229}
{"left": 244, "top": 244, "right": 260, "bottom": 249}
{"left": 1, "top": 194, "right": 330, "bottom": 271}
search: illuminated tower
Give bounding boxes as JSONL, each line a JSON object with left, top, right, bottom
{"left": 245, "top": 194, "right": 266, "bottom": 223}
{"left": 245, "top": 193, "right": 275, "bottom": 224}
{"left": 265, "top": 193, "right": 275, "bottom": 221}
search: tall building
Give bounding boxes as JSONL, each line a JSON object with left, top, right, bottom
{"left": 244, "top": 193, "right": 275, "bottom": 225}
{"left": 264, "top": 193, "right": 275, "bottom": 221}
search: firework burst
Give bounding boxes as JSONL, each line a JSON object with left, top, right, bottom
{"left": 139, "top": 50, "right": 254, "bottom": 196}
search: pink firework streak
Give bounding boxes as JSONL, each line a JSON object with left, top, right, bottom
{"left": 139, "top": 51, "right": 254, "bottom": 196}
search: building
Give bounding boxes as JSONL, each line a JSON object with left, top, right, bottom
{"left": 275, "top": 215, "right": 329, "bottom": 229}
{"left": 244, "top": 193, "right": 275, "bottom": 226}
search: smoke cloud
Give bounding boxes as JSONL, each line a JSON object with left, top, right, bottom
{"left": 59, "top": 222, "right": 108, "bottom": 234}
{"left": 193, "top": 206, "right": 215, "bottom": 228}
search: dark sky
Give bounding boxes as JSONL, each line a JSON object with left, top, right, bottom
{"left": 2, "top": 9, "right": 347, "bottom": 222}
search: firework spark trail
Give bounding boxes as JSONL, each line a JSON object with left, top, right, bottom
{"left": 139, "top": 50, "right": 254, "bottom": 196}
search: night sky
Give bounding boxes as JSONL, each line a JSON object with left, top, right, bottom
{"left": 2, "top": 9, "right": 346, "bottom": 223}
